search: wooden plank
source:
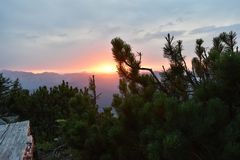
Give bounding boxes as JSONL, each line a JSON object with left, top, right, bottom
{"left": 0, "top": 121, "right": 33, "bottom": 160}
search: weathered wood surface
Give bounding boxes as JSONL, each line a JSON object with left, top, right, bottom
{"left": 0, "top": 121, "right": 33, "bottom": 160}
{"left": 0, "top": 119, "right": 7, "bottom": 125}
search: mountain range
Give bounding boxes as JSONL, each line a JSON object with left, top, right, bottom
{"left": 1, "top": 70, "right": 119, "bottom": 108}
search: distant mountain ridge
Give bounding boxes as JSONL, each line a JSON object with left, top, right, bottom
{"left": 0, "top": 70, "right": 119, "bottom": 108}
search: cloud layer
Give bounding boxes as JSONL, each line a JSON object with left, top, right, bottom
{"left": 1, "top": 0, "right": 240, "bottom": 72}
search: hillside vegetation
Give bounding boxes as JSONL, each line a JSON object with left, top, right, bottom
{"left": 1, "top": 31, "right": 240, "bottom": 160}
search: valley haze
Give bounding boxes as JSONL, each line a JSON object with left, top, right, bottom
{"left": 1, "top": 70, "right": 119, "bottom": 109}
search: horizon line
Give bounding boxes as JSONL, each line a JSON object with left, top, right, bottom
{"left": 0, "top": 69, "right": 120, "bottom": 75}
{"left": 0, "top": 68, "right": 163, "bottom": 75}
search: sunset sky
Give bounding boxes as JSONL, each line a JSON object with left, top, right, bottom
{"left": 1, "top": 0, "right": 240, "bottom": 73}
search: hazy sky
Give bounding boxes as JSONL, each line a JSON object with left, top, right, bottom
{"left": 1, "top": 0, "right": 240, "bottom": 73}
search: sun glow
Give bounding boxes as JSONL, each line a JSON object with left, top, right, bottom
{"left": 91, "top": 64, "right": 117, "bottom": 73}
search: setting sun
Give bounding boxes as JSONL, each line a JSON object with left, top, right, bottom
{"left": 90, "top": 64, "right": 117, "bottom": 73}
{"left": 101, "top": 65, "right": 116, "bottom": 73}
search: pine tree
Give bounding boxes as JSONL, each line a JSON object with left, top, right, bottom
{"left": 0, "top": 73, "right": 12, "bottom": 114}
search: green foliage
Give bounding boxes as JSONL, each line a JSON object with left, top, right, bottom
{"left": 0, "top": 74, "right": 12, "bottom": 113}
{"left": 221, "top": 114, "right": 240, "bottom": 159}
{"left": 108, "top": 31, "right": 240, "bottom": 159}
